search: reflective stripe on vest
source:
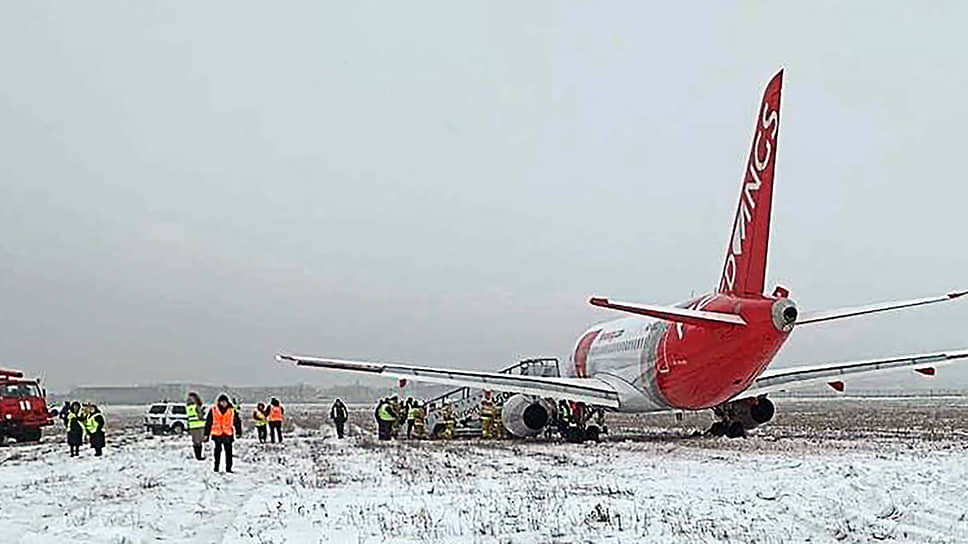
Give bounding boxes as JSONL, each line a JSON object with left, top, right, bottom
{"left": 85, "top": 413, "right": 104, "bottom": 434}
{"left": 253, "top": 410, "right": 267, "bottom": 427}
{"left": 186, "top": 404, "right": 206, "bottom": 429}
{"left": 377, "top": 402, "right": 395, "bottom": 421}
{"left": 210, "top": 407, "right": 235, "bottom": 437}
{"left": 268, "top": 405, "right": 283, "bottom": 422}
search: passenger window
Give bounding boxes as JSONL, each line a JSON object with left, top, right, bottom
{"left": 172, "top": 405, "right": 186, "bottom": 415}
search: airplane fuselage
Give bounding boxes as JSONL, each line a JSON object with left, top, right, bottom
{"left": 572, "top": 292, "right": 797, "bottom": 411}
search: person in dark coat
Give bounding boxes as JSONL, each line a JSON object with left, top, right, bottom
{"left": 59, "top": 401, "right": 71, "bottom": 427}
{"left": 65, "top": 401, "right": 85, "bottom": 457}
{"left": 330, "top": 398, "right": 349, "bottom": 439}
{"left": 204, "top": 394, "right": 242, "bottom": 473}
{"left": 86, "top": 404, "right": 106, "bottom": 456}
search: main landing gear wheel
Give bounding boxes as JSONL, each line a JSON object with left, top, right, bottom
{"left": 707, "top": 421, "right": 745, "bottom": 438}
{"left": 725, "top": 422, "right": 746, "bottom": 439}
{"left": 708, "top": 421, "right": 727, "bottom": 437}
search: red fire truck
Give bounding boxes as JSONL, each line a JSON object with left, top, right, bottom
{"left": 0, "top": 368, "right": 54, "bottom": 443}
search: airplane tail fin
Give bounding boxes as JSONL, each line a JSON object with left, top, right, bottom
{"left": 718, "top": 70, "right": 784, "bottom": 296}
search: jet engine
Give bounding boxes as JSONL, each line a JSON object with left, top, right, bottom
{"left": 501, "top": 394, "right": 554, "bottom": 437}
{"left": 718, "top": 396, "right": 775, "bottom": 431}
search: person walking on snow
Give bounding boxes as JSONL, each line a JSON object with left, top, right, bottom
{"left": 186, "top": 392, "right": 207, "bottom": 460}
{"left": 204, "top": 394, "right": 242, "bottom": 473}
{"left": 85, "top": 404, "right": 106, "bottom": 457}
{"left": 330, "top": 398, "right": 348, "bottom": 439}
{"left": 253, "top": 402, "right": 269, "bottom": 443}
{"left": 65, "top": 401, "right": 85, "bottom": 457}
{"left": 267, "top": 397, "right": 285, "bottom": 443}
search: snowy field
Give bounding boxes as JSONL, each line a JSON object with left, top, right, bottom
{"left": 3, "top": 399, "right": 968, "bottom": 543}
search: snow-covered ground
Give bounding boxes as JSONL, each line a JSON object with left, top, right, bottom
{"left": 3, "top": 403, "right": 968, "bottom": 543}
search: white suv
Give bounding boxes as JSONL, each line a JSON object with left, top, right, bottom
{"left": 144, "top": 402, "right": 189, "bottom": 434}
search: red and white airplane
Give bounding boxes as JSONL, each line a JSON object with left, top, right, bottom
{"left": 278, "top": 70, "right": 967, "bottom": 438}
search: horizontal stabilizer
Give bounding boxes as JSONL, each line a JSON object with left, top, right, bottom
{"left": 797, "top": 289, "right": 966, "bottom": 325}
{"left": 589, "top": 297, "right": 747, "bottom": 327}
{"left": 276, "top": 353, "right": 621, "bottom": 407}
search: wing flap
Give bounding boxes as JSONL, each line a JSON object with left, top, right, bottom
{"left": 276, "top": 353, "right": 621, "bottom": 407}
{"left": 741, "top": 349, "right": 968, "bottom": 397}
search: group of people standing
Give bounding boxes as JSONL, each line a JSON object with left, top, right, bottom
{"left": 374, "top": 396, "right": 427, "bottom": 440}
{"left": 251, "top": 398, "right": 286, "bottom": 443}
{"left": 60, "top": 400, "right": 106, "bottom": 457}
{"left": 184, "top": 392, "right": 286, "bottom": 473}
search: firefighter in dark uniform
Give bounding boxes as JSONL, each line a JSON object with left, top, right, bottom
{"left": 481, "top": 393, "right": 496, "bottom": 439}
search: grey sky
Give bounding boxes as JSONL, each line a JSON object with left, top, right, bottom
{"left": 1, "top": 2, "right": 966, "bottom": 392}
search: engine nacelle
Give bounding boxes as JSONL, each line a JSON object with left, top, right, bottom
{"left": 719, "top": 396, "right": 775, "bottom": 430}
{"left": 501, "top": 394, "right": 553, "bottom": 437}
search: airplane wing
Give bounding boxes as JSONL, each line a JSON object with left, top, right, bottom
{"left": 796, "top": 289, "right": 966, "bottom": 325}
{"left": 276, "top": 353, "right": 621, "bottom": 407}
{"left": 739, "top": 349, "right": 968, "bottom": 397}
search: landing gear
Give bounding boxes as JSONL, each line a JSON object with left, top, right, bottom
{"left": 707, "top": 421, "right": 727, "bottom": 437}
{"left": 706, "top": 419, "right": 746, "bottom": 438}
{"left": 725, "top": 421, "right": 746, "bottom": 439}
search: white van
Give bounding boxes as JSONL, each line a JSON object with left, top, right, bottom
{"left": 144, "top": 402, "right": 189, "bottom": 434}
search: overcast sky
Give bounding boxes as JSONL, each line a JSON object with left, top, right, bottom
{"left": 1, "top": 2, "right": 966, "bottom": 392}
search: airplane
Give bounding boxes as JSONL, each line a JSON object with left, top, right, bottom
{"left": 277, "top": 69, "right": 968, "bottom": 440}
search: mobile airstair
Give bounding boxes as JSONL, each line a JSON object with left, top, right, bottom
{"left": 423, "top": 358, "right": 560, "bottom": 437}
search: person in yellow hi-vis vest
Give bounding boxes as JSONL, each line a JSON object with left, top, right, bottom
{"left": 84, "top": 404, "right": 106, "bottom": 457}
{"left": 186, "top": 392, "right": 207, "bottom": 461}
{"left": 253, "top": 402, "right": 268, "bottom": 443}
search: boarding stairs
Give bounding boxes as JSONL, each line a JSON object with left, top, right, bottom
{"left": 423, "top": 358, "right": 560, "bottom": 437}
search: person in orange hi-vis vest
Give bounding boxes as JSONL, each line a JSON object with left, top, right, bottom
{"left": 267, "top": 397, "right": 285, "bottom": 444}
{"left": 204, "top": 394, "right": 242, "bottom": 473}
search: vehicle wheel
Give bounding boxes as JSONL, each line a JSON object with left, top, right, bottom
{"left": 725, "top": 421, "right": 746, "bottom": 439}
{"left": 584, "top": 425, "right": 601, "bottom": 443}
{"left": 171, "top": 422, "right": 185, "bottom": 434}
{"left": 708, "top": 421, "right": 727, "bottom": 437}
{"left": 22, "top": 428, "right": 42, "bottom": 442}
